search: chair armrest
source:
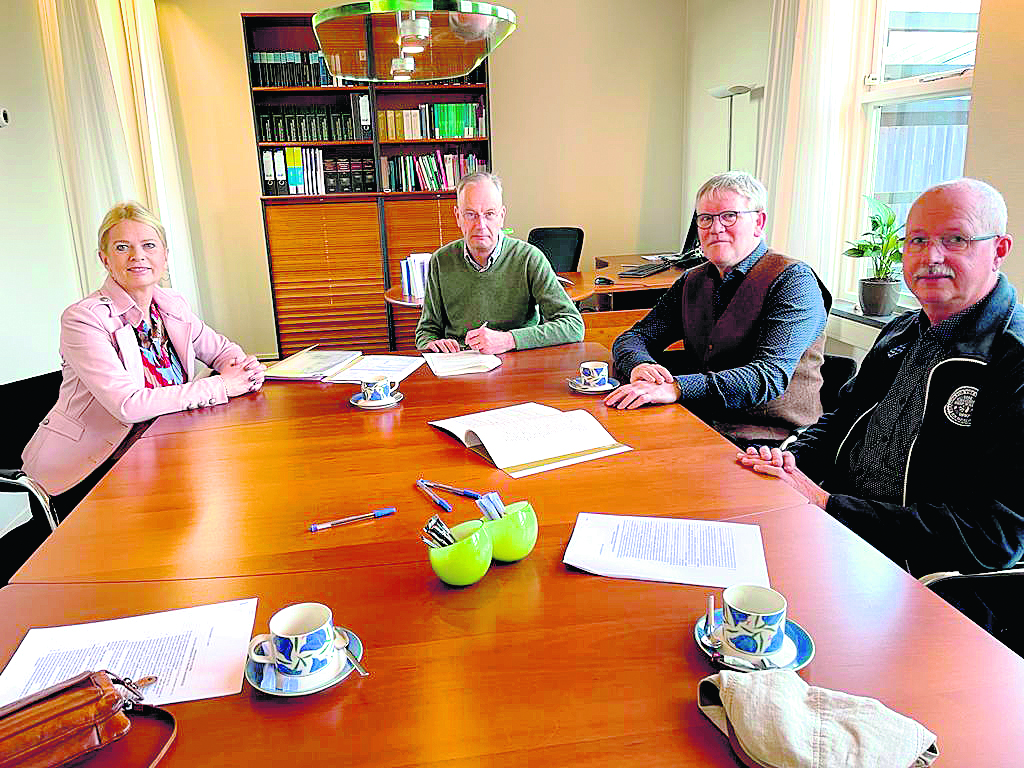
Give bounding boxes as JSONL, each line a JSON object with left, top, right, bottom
{"left": 0, "top": 471, "right": 57, "bottom": 531}
{"left": 918, "top": 563, "right": 1024, "bottom": 588}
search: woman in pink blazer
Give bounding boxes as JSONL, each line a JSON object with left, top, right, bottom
{"left": 22, "top": 202, "right": 266, "bottom": 511}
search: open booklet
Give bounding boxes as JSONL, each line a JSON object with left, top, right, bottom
{"left": 266, "top": 346, "right": 423, "bottom": 383}
{"left": 422, "top": 350, "right": 502, "bottom": 377}
{"left": 429, "top": 402, "right": 632, "bottom": 478}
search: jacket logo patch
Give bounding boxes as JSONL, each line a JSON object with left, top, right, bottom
{"left": 943, "top": 386, "right": 978, "bottom": 427}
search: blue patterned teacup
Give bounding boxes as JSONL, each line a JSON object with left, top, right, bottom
{"left": 721, "top": 585, "right": 788, "bottom": 659}
{"left": 360, "top": 376, "right": 399, "bottom": 403}
{"left": 580, "top": 361, "right": 609, "bottom": 388}
{"left": 248, "top": 602, "right": 342, "bottom": 683}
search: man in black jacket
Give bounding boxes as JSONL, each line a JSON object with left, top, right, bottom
{"left": 739, "top": 178, "right": 1024, "bottom": 644}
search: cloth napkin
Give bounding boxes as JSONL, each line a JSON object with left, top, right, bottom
{"left": 697, "top": 670, "right": 938, "bottom": 768}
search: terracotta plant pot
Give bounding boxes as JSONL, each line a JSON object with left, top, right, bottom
{"left": 858, "top": 279, "right": 900, "bottom": 316}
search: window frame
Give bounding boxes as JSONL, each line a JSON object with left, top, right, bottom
{"left": 833, "top": 1, "right": 976, "bottom": 313}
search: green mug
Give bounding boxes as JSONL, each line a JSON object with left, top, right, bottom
{"left": 482, "top": 500, "right": 538, "bottom": 562}
{"left": 429, "top": 520, "right": 492, "bottom": 586}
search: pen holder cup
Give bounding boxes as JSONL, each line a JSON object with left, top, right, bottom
{"left": 482, "top": 501, "right": 538, "bottom": 562}
{"left": 429, "top": 520, "right": 493, "bottom": 586}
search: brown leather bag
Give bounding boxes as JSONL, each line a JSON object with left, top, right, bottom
{"left": 0, "top": 670, "right": 176, "bottom": 768}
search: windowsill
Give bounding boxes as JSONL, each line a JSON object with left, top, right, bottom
{"left": 830, "top": 300, "right": 900, "bottom": 329}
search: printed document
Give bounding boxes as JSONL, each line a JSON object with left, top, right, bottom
{"left": 326, "top": 354, "right": 424, "bottom": 383}
{"left": 563, "top": 513, "right": 769, "bottom": 588}
{"left": 430, "top": 402, "right": 632, "bottom": 478}
{"left": 0, "top": 598, "right": 258, "bottom": 707}
{"left": 422, "top": 351, "right": 501, "bottom": 377}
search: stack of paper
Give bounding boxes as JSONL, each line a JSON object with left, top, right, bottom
{"left": 326, "top": 354, "right": 424, "bottom": 383}
{"left": 422, "top": 351, "right": 501, "bottom": 377}
{"left": 265, "top": 348, "right": 361, "bottom": 380}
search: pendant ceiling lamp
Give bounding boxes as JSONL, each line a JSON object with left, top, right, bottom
{"left": 313, "top": 1, "right": 517, "bottom": 83}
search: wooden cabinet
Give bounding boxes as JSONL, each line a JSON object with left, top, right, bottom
{"left": 242, "top": 13, "right": 491, "bottom": 355}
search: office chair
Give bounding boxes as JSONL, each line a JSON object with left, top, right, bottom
{"left": 919, "top": 567, "right": 1024, "bottom": 656}
{"left": 1, "top": 369, "right": 63, "bottom": 583}
{"left": 777, "top": 354, "right": 858, "bottom": 450}
{"left": 527, "top": 227, "right": 584, "bottom": 272}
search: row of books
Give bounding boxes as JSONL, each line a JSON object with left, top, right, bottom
{"left": 400, "top": 253, "right": 433, "bottom": 298}
{"left": 250, "top": 50, "right": 488, "bottom": 89}
{"left": 257, "top": 94, "right": 372, "bottom": 143}
{"left": 250, "top": 50, "right": 356, "bottom": 88}
{"left": 382, "top": 151, "right": 485, "bottom": 193}
{"left": 260, "top": 148, "right": 377, "bottom": 196}
{"left": 377, "top": 103, "right": 486, "bottom": 141}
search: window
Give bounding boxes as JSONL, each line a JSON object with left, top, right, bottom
{"left": 835, "top": 0, "right": 979, "bottom": 310}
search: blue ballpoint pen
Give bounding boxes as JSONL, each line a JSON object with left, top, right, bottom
{"left": 421, "top": 480, "right": 482, "bottom": 500}
{"left": 309, "top": 507, "right": 395, "bottom": 533}
{"left": 416, "top": 479, "right": 453, "bottom": 513}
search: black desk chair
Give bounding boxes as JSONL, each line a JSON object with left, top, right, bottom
{"left": 527, "top": 227, "right": 584, "bottom": 272}
{"left": 1, "top": 370, "right": 62, "bottom": 584}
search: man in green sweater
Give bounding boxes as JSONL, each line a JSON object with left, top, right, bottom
{"left": 415, "top": 172, "right": 585, "bottom": 354}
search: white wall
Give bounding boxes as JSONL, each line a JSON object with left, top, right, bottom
{"left": 681, "top": 0, "right": 770, "bottom": 211}
{"left": 966, "top": 0, "right": 1024, "bottom": 291}
{"left": 0, "top": 0, "right": 79, "bottom": 384}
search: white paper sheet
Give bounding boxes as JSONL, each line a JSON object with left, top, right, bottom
{"left": 326, "top": 354, "right": 424, "bottom": 384}
{"left": 265, "top": 347, "right": 361, "bottom": 379}
{"left": 563, "top": 513, "right": 769, "bottom": 588}
{"left": 0, "top": 492, "right": 31, "bottom": 538}
{"left": 422, "top": 351, "right": 501, "bottom": 377}
{"left": 0, "top": 598, "right": 258, "bottom": 707}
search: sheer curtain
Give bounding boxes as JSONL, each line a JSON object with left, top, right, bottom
{"left": 36, "top": 0, "right": 201, "bottom": 311}
{"left": 756, "top": 0, "right": 873, "bottom": 290}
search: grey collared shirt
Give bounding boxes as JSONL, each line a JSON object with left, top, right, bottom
{"left": 462, "top": 231, "right": 504, "bottom": 272}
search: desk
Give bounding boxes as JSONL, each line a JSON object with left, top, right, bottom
{"left": 4, "top": 503, "right": 1023, "bottom": 766}
{"left": 383, "top": 253, "right": 685, "bottom": 309}
{"left": 13, "top": 344, "right": 804, "bottom": 583}
{"left": 7, "top": 344, "right": 1023, "bottom": 766}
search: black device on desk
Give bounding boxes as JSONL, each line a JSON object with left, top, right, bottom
{"left": 617, "top": 211, "right": 706, "bottom": 278}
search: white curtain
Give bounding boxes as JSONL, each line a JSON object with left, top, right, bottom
{"left": 37, "top": 0, "right": 136, "bottom": 296}
{"left": 36, "top": 0, "right": 201, "bottom": 311}
{"left": 756, "top": 0, "right": 872, "bottom": 290}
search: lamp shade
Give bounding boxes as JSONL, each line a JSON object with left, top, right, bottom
{"left": 313, "top": 0, "right": 517, "bottom": 82}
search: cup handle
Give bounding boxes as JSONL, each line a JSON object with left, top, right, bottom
{"left": 248, "top": 633, "right": 274, "bottom": 663}
{"left": 390, "top": 380, "right": 399, "bottom": 392}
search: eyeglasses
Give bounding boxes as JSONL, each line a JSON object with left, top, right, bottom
{"left": 904, "top": 234, "right": 1000, "bottom": 253}
{"left": 695, "top": 210, "right": 759, "bottom": 229}
{"left": 460, "top": 209, "right": 502, "bottom": 223}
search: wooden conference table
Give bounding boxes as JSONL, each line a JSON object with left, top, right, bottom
{"left": 6, "top": 343, "right": 1024, "bottom": 766}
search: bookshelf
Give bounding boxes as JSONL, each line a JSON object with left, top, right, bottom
{"left": 242, "top": 13, "right": 492, "bottom": 354}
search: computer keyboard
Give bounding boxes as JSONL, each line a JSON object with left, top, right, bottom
{"left": 617, "top": 261, "right": 672, "bottom": 278}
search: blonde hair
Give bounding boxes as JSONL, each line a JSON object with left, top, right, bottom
{"left": 97, "top": 201, "right": 167, "bottom": 252}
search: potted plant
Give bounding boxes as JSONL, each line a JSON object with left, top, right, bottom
{"left": 843, "top": 196, "right": 904, "bottom": 316}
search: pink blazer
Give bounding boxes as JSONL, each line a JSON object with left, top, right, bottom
{"left": 22, "top": 277, "right": 245, "bottom": 495}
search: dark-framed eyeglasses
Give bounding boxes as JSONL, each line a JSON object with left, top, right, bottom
{"left": 695, "top": 210, "right": 760, "bottom": 229}
{"left": 904, "top": 234, "right": 1000, "bottom": 254}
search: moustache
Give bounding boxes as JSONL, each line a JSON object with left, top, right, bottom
{"left": 912, "top": 266, "right": 954, "bottom": 279}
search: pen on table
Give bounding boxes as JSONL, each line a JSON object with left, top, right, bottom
{"left": 416, "top": 479, "right": 453, "bottom": 513}
{"left": 555, "top": 275, "right": 575, "bottom": 285}
{"left": 309, "top": 507, "right": 395, "bottom": 533}
{"left": 420, "top": 480, "right": 482, "bottom": 499}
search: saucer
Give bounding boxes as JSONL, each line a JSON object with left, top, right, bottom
{"left": 567, "top": 376, "right": 619, "bottom": 394}
{"left": 694, "top": 610, "right": 814, "bottom": 672}
{"left": 350, "top": 391, "right": 404, "bottom": 409}
{"left": 246, "top": 626, "right": 364, "bottom": 697}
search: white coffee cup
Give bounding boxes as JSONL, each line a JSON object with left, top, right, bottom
{"left": 360, "top": 375, "right": 399, "bottom": 403}
{"left": 721, "top": 584, "right": 788, "bottom": 659}
{"left": 579, "top": 361, "right": 609, "bottom": 388}
{"left": 248, "top": 602, "right": 343, "bottom": 684}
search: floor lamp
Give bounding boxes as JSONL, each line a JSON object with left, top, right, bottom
{"left": 707, "top": 84, "right": 752, "bottom": 170}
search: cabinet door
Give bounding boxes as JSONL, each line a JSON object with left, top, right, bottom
{"left": 265, "top": 202, "right": 388, "bottom": 356}
{"left": 382, "top": 196, "right": 462, "bottom": 351}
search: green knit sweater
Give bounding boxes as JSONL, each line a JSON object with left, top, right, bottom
{"left": 415, "top": 236, "right": 584, "bottom": 350}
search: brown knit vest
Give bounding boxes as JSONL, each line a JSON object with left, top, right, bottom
{"left": 680, "top": 251, "right": 831, "bottom": 441}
